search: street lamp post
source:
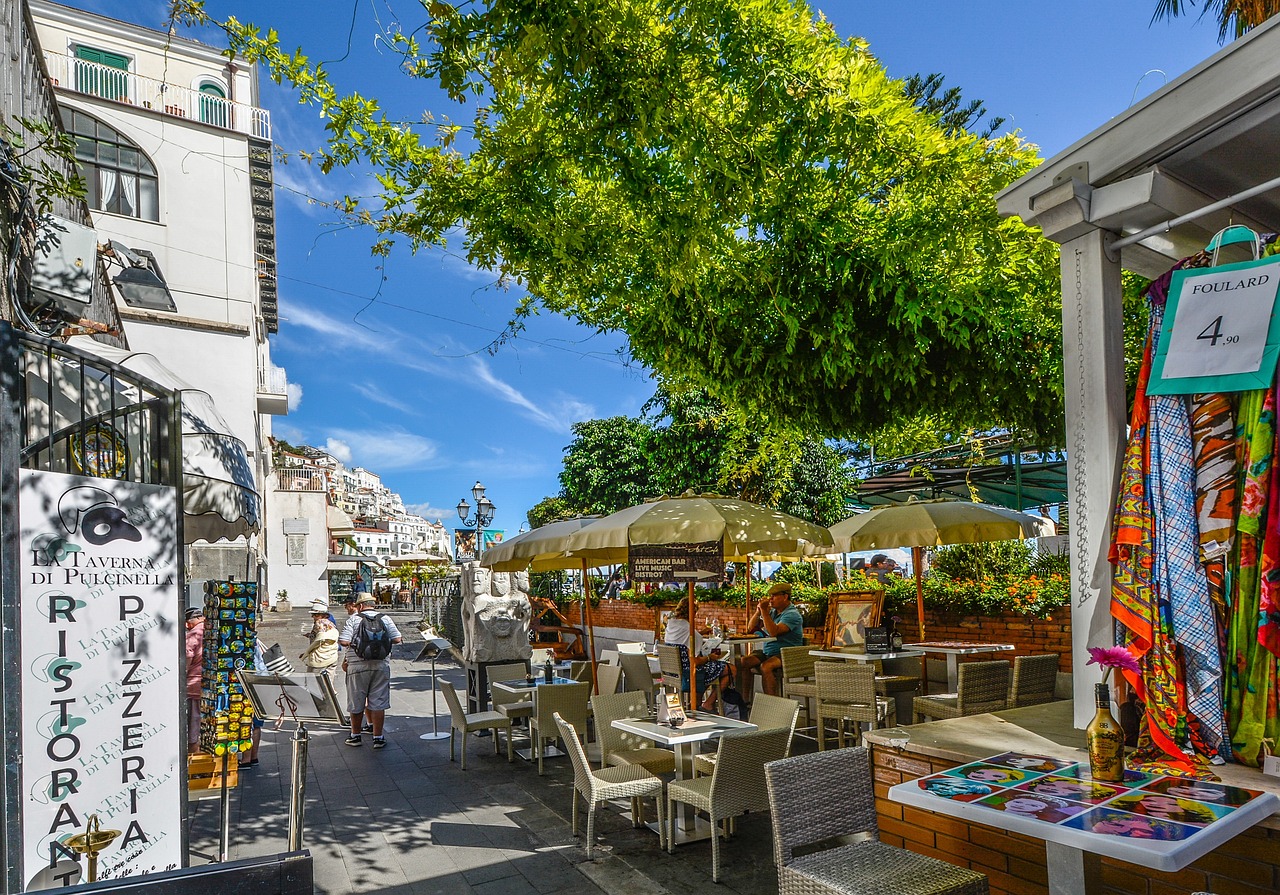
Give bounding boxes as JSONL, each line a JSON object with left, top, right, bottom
{"left": 456, "top": 480, "right": 496, "bottom": 529}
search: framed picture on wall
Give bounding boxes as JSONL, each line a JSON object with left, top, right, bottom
{"left": 823, "top": 590, "right": 884, "bottom": 649}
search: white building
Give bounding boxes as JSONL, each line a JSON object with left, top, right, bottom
{"left": 30, "top": 1, "right": 287, "bottom": 591}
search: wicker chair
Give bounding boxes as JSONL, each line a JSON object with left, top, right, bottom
{"left": 655, "top": 643, "right": 685, "bottom": 694}
{"left": 913, "top": 660, "right": 1010, "bottom": 723}
{"left": 619, "top": 650, "right": 659, "bottom": 696}
{"left": 779, "top": 645, "right": 820, "bottom": 726}
{"left": 764, "top": 747, "right": 988, "bottom": 895}
{"left": 595, "top": 662, "right": 624, "bottom": 697}
{"left": 555, "top": 713, "right": 666, "bottom": 857}
{"left": 529, "top": 681, "right": 591, "bottom": 774}
{"left": 666, "top": 727, "right": 791, "bottom": 882}
{"left": 694, "top": 693, "right": 799, "bottom": 777}
{"left": 439, "top": 680, "right": 513, "bottom": 770}
{"left": 875, "top": 656, "right": 922, "bottom": 730}
{"left": 1008, "top": 654, "right": 1060, "bottom": 708}
{"left": 570, "top": 660, "right": 595, "bottom": 684}
{"left": 815, "top": 663, "right": 895, "bottom": 750}
{"left": 488, "top": 662, "right": 533, "bottom": 724}
{"left": 592, "top": 690, "right": 677, "bottom": 775}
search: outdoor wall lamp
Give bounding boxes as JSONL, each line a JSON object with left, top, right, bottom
{"left": 456, "top": 481, "right": 496, "bottom": 528}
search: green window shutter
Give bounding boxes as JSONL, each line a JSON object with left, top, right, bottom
{"left": 74, "top": 45, "right": 129, "bottom": 100}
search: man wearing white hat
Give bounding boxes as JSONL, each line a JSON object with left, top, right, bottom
{"left": 339, "top": 593, "right": 402, "bottom": 748}
{"left": 300, "top": 600, "right": 339, "bottom": 674}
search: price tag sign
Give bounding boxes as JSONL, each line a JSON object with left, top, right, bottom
{"left": 1149, "top": 254, "right": 1280, "bottom": 395}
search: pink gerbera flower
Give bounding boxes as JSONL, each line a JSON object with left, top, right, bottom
{"left": 1086, "top": 646, "right": 1140, "bottom": 683}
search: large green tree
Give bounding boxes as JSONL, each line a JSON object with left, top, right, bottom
{"left": 192, "top": 0, "right": 1063, "bottom": 442}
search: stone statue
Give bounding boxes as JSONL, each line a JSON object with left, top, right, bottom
{"left": 459, "top": 560, "right": 532, "bottom": 663}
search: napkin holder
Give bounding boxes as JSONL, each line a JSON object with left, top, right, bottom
{"left": 656, "top": 687, "right": 686, "bottom": 726}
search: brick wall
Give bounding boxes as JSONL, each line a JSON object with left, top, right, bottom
{"left": 871, "top": 744, "right": 1280, "bottom": 895}
{"left": 566, "top": 600, "right": 1075, "bottom": 671}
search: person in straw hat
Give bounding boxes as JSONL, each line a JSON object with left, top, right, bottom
{"left": 299, "top": 599, "right": 339, "bottom": 674}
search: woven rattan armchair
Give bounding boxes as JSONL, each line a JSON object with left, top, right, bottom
{"left": 439, "top": 680, "right": 513, "bottom": 770}
{"left": 913, "top": 660, "right": 1010, "bottom": 723}
{"left": 488, "top": 662, "right": 533, "bottom": 724}
{"left": 619, "top": 651, "right": 659, "bottom": 696}
{"left": 666, "top": 727, "right": 790, "bottom": 882}
{"left": 764, "top": 747, "right": 988, "bottom": 895}
{"left": 779, "top": 645, "right": 820, "bottom": 726}
{"left": 555, "top": 713, "right": 666, "bottom": 857}
{"left": 592, "top": 690, "right": 677, "bottom": 775}
{"left": 815, "top": 663, "right": 894, "bottom": 750}
{"left": 655, "top": 643, "right": 685, "bottom": 694}
{"left": 595, "top": 662, "right": 624, "bottom": 697}
{"left": 529, "top": 681, "right": 591, "bottom": 774}
{"left": 1009, "top": 654, "right": 1060, "bottom": 708}
{"left": 694, "top": 693, "right": 799, "bottom": 777}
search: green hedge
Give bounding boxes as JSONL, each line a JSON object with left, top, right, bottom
{"left": 614, "top": 568, "right": 1069, "bottom": 622}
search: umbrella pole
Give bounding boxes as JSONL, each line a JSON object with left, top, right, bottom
{"left": 913, "top": 545, "right": 926, "bottom": 641}
{"left": 687, "top": 580, "right": 697, "bottom": 715}
{"left": 581, "top": 559, "right": 598, "bottom": 694}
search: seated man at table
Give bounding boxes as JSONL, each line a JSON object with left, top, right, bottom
{"left": 736, "top": 582, "right": 804, "bottom": 700}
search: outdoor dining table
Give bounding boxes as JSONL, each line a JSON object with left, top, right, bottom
{"left": 888, "top": 750, "right": 1279, "bottom": 895}
{"left": 491, "top": 675, "right": 577, "bottom": 760}
{"left": 904, "top": 640, "right": 1015, "bottom": 692}
{"left": 808, "top": 646, "right": 927, "bottom": 663}
{"left": 715, "top": 634, "right": 775, "bottom": 663}
{"left": 611, "top": 713, "right": 757, "bottom": 844}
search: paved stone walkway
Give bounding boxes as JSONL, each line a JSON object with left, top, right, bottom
{"left": 189, "top": 606, "right": 784, "bottom": 895}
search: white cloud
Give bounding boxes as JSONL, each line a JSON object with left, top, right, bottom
{"left": 287, "top": 382, "right": 304, "bottom": 412}
{"left": 352, "top": 383, "right": 416, "bottom": 415}
{"left": 405, "top": 503, "right": 457, "bottom": 522}
{"left": 324, "top": 428, "right": 440, "bottom": 471}
{"left": 469, "top": 357, "right": 593, "bottom": 434}
{"left": 325, "top": 438, "right": 352, "bottom": 463}
{"left": 273, "top": 422, "right": 306, "bottom": 444}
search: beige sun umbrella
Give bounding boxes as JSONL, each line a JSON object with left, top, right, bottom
{"left": 566, "top": 493, "right": 834, "bottom": 710}
{"left": 480, "top": 517, "right": 604, "bottom": 690}
{"left": 829, "top": 499, "right": 1055, "bottom": 641}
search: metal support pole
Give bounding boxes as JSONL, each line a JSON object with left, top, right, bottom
{"left": 287, "top": 723, "right": 309, "bottom": 851}
{"left": 420, "top": 654, "right": 449, "bottom": 740}
{"left": 217, "top": 752, "right": 231, "bottom": 861}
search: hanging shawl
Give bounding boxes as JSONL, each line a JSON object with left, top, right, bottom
{"left": 1113, "top": 256, "right": 1225, "bottom": 770}
{"left": 1227, "top": 387, "right": 1276, "bottom": 765}
{"left": 1111, "top": 310, "right": 1190, "bottom": 769}
{"left": 1189, "top": 393, "right": 1236, "bottom": 650}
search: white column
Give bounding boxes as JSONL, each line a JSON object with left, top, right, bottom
{"left": 1058, "top": 229, "right": 1126, "bottom": 728}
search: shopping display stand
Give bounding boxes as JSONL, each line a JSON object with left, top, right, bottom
{"left": 416, "top": 630, "right": 454, "bottom": 740}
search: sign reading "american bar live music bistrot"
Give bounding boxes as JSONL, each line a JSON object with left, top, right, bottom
{"left": 18, "top": 470, "right": 183, "bottom": 890}
{"left": 628, "top": 538, "right": 724, "bottom": 583}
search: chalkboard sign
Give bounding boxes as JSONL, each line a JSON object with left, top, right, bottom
{"left": 864, "top": 626, "right": 890, "bottom": 654}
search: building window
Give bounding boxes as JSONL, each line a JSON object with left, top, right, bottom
{"left": 198, "top": 82, "right": 229, "bottom": 128}
{"left": 73, "top": 45, "right": 129, "bottom": 101}
{"left": 68, "top": 109, "right": 159, "bottom": 221}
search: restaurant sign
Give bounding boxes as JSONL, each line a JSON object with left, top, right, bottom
{"left": 628, "top": 539, "right": 724, "bottom": 583}
{"left": 18, "top": 470, "right": 183, "bottom": 889}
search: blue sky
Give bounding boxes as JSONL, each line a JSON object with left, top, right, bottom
{"left": 73, "top": 0, "right": 1225, "bottom": 535}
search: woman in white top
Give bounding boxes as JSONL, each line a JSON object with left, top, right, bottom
{"left": 665, "top": 595, "right": 737, "bottom": 712}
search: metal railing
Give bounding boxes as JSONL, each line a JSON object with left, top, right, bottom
{"left": 42, "top": 52, "right": 271, "bottom": 140}
{"left": 259, "top": 363, "right": 287, "bottom": 395}
{"left": 276, "top": 467, "right": 326, "bottom": 492}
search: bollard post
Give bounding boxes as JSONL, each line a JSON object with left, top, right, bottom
{"left": 287, "top": 722, "right": 309, "bottom": 851}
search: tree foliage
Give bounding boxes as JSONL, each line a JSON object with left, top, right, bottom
{"left": 188, "top": 0, "right": 1064, "bottom": 443}
{"left": 1152, "top": 0, "right": 1280, "bottom": 41}
{"left": 548, "top": 387, "right": 857, "bottom": 523}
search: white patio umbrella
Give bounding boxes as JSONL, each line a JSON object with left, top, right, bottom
{"left": 829, "top": 500, "right": 1055, "bottom": 640}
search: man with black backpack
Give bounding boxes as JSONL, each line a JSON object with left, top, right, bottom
{"left": 339, "top": 593, "right": 403, "bottom": 748}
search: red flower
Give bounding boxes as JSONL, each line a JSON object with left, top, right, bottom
{"left": 1086, "top": 646, "right": 1140, "bottom": 683}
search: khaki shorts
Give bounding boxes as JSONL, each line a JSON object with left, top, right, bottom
{"left": 345, "top": 661, "right": 392, "bottom": 712}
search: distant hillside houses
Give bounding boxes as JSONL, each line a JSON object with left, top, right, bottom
{"left": 272, "top": 438, "right": 451, "bottom": 561}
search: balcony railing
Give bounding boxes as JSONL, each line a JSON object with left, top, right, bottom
{"left": 43, "top": 52, "right": 271, "bottom": 140}
{"left": 257, "top": 364, "right": 288, "bottom": 416}
{"left": 277, "top": 468, "right": 327, "bottom": 492}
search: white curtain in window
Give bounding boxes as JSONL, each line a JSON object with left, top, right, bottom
{"left": 98, "top": 169, "right": 117, "bottom": 212}
{"left": 118, "top": 174, "right": 137, "bottom": 217}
